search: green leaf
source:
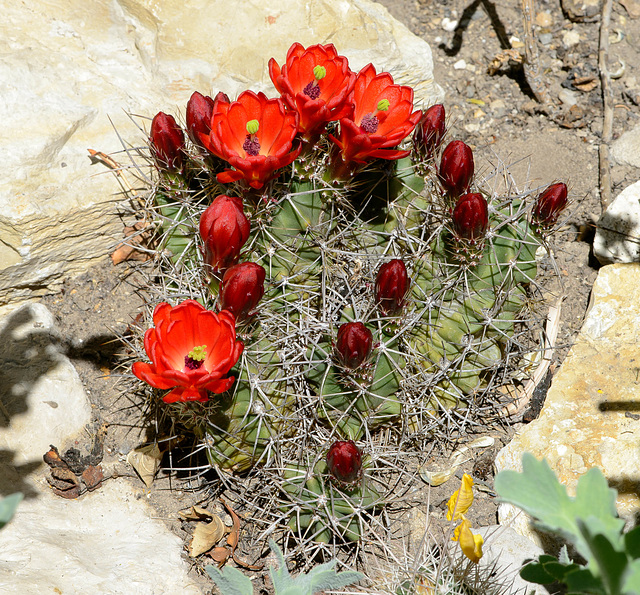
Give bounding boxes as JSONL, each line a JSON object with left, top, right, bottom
{"left": 578, "top": 520, "right": 628, "bottom": 595}
{"left": 495, "top": 453, "right": 624, "bottom": 563}
{"left": 205, "top": 564, "right": 254, "bottom": 595}
{"left": 625, "top": 526, "right": 640, "bottom": 560}
{"left": 0, "top": 493, "right": 22, "bottom": 529}
{"left": 622, "top": 559, "right": 640, "bottom": 594}
{"left": 268, "top": 540, "right": 363, "bottom": 595}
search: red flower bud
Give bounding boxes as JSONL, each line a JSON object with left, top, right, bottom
{"left": 326, "top": 440, "right": 362, "bottom": 484}
{"left": 150, "top": 112, "right": 185, "bottom": 171}
{"left": 452, "top": 193, "right": 489, "bottom": 241}
{"left": 219, "top": 262, "right": 266, "bottom": 318}
{"left": 415, "top": 104, "right": 446, "bottom": 157}
{"left": 186, "top": 91, "right": 215, "bottom": 146}
{"left": 439, "top": 140, "right": 474, "bottom": 198}
{"left": 375, "top": 259, "right": 409, "bottom": 315}
{"left": 335, "top": 322, "right": 373, "bottom": 369}
{"left": 532, "top": 182, "right": 568, "bottom": 228}
{"left": 199, "top": 195, "right": 250, "bottom": 272}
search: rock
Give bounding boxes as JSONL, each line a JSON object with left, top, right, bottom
{"left": 0, "top": 303, "right": 203, "bottom": 594}
{"left": 561, "top": 0, "right": 601, "bottom": 21}
{"left": 594, "top": 180, "right": 640, "bottom": 264}
{"left": 539, "top": 32, "right": 554, "bottom": 45}
{"left": 1, "top": 0, "right": 443, "bottom": 315}
{"left": 611, "top": 124, "right": 640, "bottom": 168}
{"left": 0, "top": 303, "right": 92, "bottom": 464}
{"left": 0, "top": 482, "right": 202, "bottom": 595}
{"left": 471, "top": 526, "right": 550, "bottom": 595}
{"left": 454, "top": 59, "right": 467, "bottom": 70}
{"left": 536, "top": 12, "right": 553, "bottom": 27}
{"left": 558, "top": 88, "right": 579, "bottom": 107}
{"left": 562, "top": 29, "right": 581, "bottom": 47}
{"left": 496, "top": 264, "right": 640, "bottom": 543}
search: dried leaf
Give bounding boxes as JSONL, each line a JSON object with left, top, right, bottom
{"left": 127, "top": 444, "right": 162, "bottom": 488}
{"left": 189, "top": 515, "right": 226, "bottom": 557}
{"left": 419, "top": 437, "right": 495, "bottom": 486}
{"left": 81, "top": 465, "right": 104, "bottom": 491}
{"left": 179, "top": 506, "right": 213, "bottom": 521}
{"left": 209, "top": 546, "right": 231, "bottom": 564}
{"left": 619, "top": 0, "right": 640, "bottom": 18}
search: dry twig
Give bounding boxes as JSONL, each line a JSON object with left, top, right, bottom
{"left": 598, "top": 0, "right": 614, "bottom": 212}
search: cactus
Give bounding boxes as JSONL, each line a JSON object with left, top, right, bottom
{"left": 129, "top": 43, "right": 566, "bottom": 551}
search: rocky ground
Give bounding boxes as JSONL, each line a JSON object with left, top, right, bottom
{"left": 34, "top": 0, "right": 640, "bottom": 593}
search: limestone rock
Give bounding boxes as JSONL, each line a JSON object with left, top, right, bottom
{"left": 0, "top": 303, "right": 202, "bottom": 594}
{"left": 0, "top": 482, "right": 202, "bottom": 595}
{"left": 611, "top": 124, "right": 640, "bottom": 169}
{"left": 1, "top": 0, "right": 442, "bottom": 315}
{"left": 0, "top": 303, "right": 92, "bottom": 464}
{"left": 594, "top": 180, "right": 640, "bottom": 264}
{"left": 496, "top": 264, "right": 640, "bottom": 542}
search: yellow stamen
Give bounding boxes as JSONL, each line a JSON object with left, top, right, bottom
{"left": 377, "top": 99, "right": 391, "bottom": 112}
{"left": 313, "top": 65, "right": 327, "bottom": 81}
{"left": 246, "top": 120, "right": 259, "bottom": 135}
{"left": 188, "top": 345, "right": 208, "bottom": 361}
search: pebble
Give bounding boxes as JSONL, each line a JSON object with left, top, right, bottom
{"left": 453, "top": 59, "right": 467, "bottom": 70}
{"left": 562, "top": 30, "right": 581, "bottom": 47}
{"left": 558, "top": 88, "right": 578, "bottom": 107}
{"left": 441, "top": 17, "right": 458, "bottom": 32}
{"left": 535, "top": 11, "right": 553, "bottom": 27}
{"left": 539, "top": 32, "right": 554, "bottom": 45}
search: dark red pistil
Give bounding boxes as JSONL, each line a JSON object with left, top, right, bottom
{"left": 303, "top": 81, "right": 321, "bottom": 100}
{"left": 184, "top": 355, "right": 205, "bottom": 370}
{"left": 242, "top": 135, "right": 261, "bottom": 156}
{"left": 360, "top": 114, "right": 379, "bottom": 134}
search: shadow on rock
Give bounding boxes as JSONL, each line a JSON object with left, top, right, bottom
{"left": 0, "top": 305, "right": 63, "bottom": 428}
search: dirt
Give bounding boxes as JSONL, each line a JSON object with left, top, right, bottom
{"left": 39, "top": 1, "right": 640, "bottom": 593}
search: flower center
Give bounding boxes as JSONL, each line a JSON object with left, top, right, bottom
{"left": 303, "top": 81, "right": 321, "bottom": 100}
{"left": 242, "top": 120, "right": 261, "bottom": 156}
{"left": 360, "top": 114, "right": 379, "bottom": 134}
{"left": 185, "top": 345, "right": 207, "bottom": 370}
{"left": 303, "top": 64, "right": 326, "bottom": 100}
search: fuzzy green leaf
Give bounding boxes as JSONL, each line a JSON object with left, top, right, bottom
{"left": 625, "top": 526, "right": 640, "bottom": 560}
{"left": 520, "top": 555, "right": 582, "bottom": 584}
{"left": 622, "top": 559, "right": 640, "bottom": 594}
{"left": 205, "top": 564, "right": 254, "bottom": 595}
{"left": 0, "top": 493, "right": 22, "bottom": 529}
{"left": 578, "top": 520, "right": 628, "bottom": 595}
{"left": 268, "top": 540, "right": 363, "bottom": 594}
{"left": 495, "top": 453, "right": 623, "bottom": 563}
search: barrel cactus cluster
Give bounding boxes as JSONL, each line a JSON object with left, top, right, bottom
{"left": 130, "top": 42, "right": 568, "bottom": 548}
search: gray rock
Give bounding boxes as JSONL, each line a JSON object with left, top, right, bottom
{"left": 1, "top": 0, "right": 443, "bottom": 315}
{"left": 611, "top": 125, "right": 640, "bottom": 168}
{"left": 473, "top": 525, "right": 550, "bottom": 595}
{"left": 594, "top": 180, "right": 640, "bottom": 264}
{"left": 0, "top": 303, "right": 202, "bottom": 594}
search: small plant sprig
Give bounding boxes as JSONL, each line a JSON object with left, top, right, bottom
{"left": 205, "top": 539, "right": 363, "bottom": 595}
{"left": 495, "top": 453, "right": 640, "bottom": 595}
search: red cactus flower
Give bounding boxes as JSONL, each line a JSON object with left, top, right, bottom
{"left": 199, "top": 90, "right": 301, "bottom": 189}
{"left": 375, "top": 258, "right": 409, "bottom": 315}
{"left": 269, "top": 42, "right": 355, "bottom": 139}
{"left": 452, "top": 193, "right": 489, "bottom": 241}
{"left": 132, "top": 300, "right": 243, "bottom": 404}
{"left": 327, "top": 440, "right": 362, "bottom": 484}
{"left": 150, "top": 112, "right": 185, "bottom": 171}
{"left": 199, "top": 195, "right": 250, "bottom": 272}
{"left": 439, "top": 140, "right": 474, "bottom": 199}
{"left": 532, "top": 182, "right": 568, "bottom": 228}
{"left": 186, "top": 91, "right": 216, "bottom": 145}
{"left": 220, "top": 262, "right": 266, "bottom": 318}
{"left": 335, "top": 322, "right": 373, "bottom": 369}
{"left": 329, "top": 63, "right": 422, "bottom": 165}
{"left": 414, "top": 104, "right": 446, "bottom": 158}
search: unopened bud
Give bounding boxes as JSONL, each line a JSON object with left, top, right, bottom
{"left": 439, "top": 140, "right": 474, "bottom": 199}
{"left": 452, "top": 193, "right": 489, "bottom": 241}
{"left": 335, "top": 322, "right": 373, "bottom": 369}
{"left": 326, "top": 440, "right": 362, "bottom": 484}
{"left": 532, "top": 182, "right": 568, "bottom": 228}
{"left": 375, "top": 259, "right": 409, "bottom": 315}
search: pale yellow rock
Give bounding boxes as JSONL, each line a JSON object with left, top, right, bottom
{"left": 1, "top": 0, "right": 442, "bottom": 314}
{"left": 496, "top": 263, "right": 640, "bottom": 542}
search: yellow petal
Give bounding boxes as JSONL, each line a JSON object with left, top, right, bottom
{"left": 456, "top": 518, "right": 484, "bottom": 564}
{"left": 446, "top": 473, "right": 474, "bottom": 521}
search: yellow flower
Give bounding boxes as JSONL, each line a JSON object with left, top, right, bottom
{"left": 453, "top": 518, "right": 484, "bottom": 564}
{"left": 446, "top": 473, "right": 475, "bottom": 522}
